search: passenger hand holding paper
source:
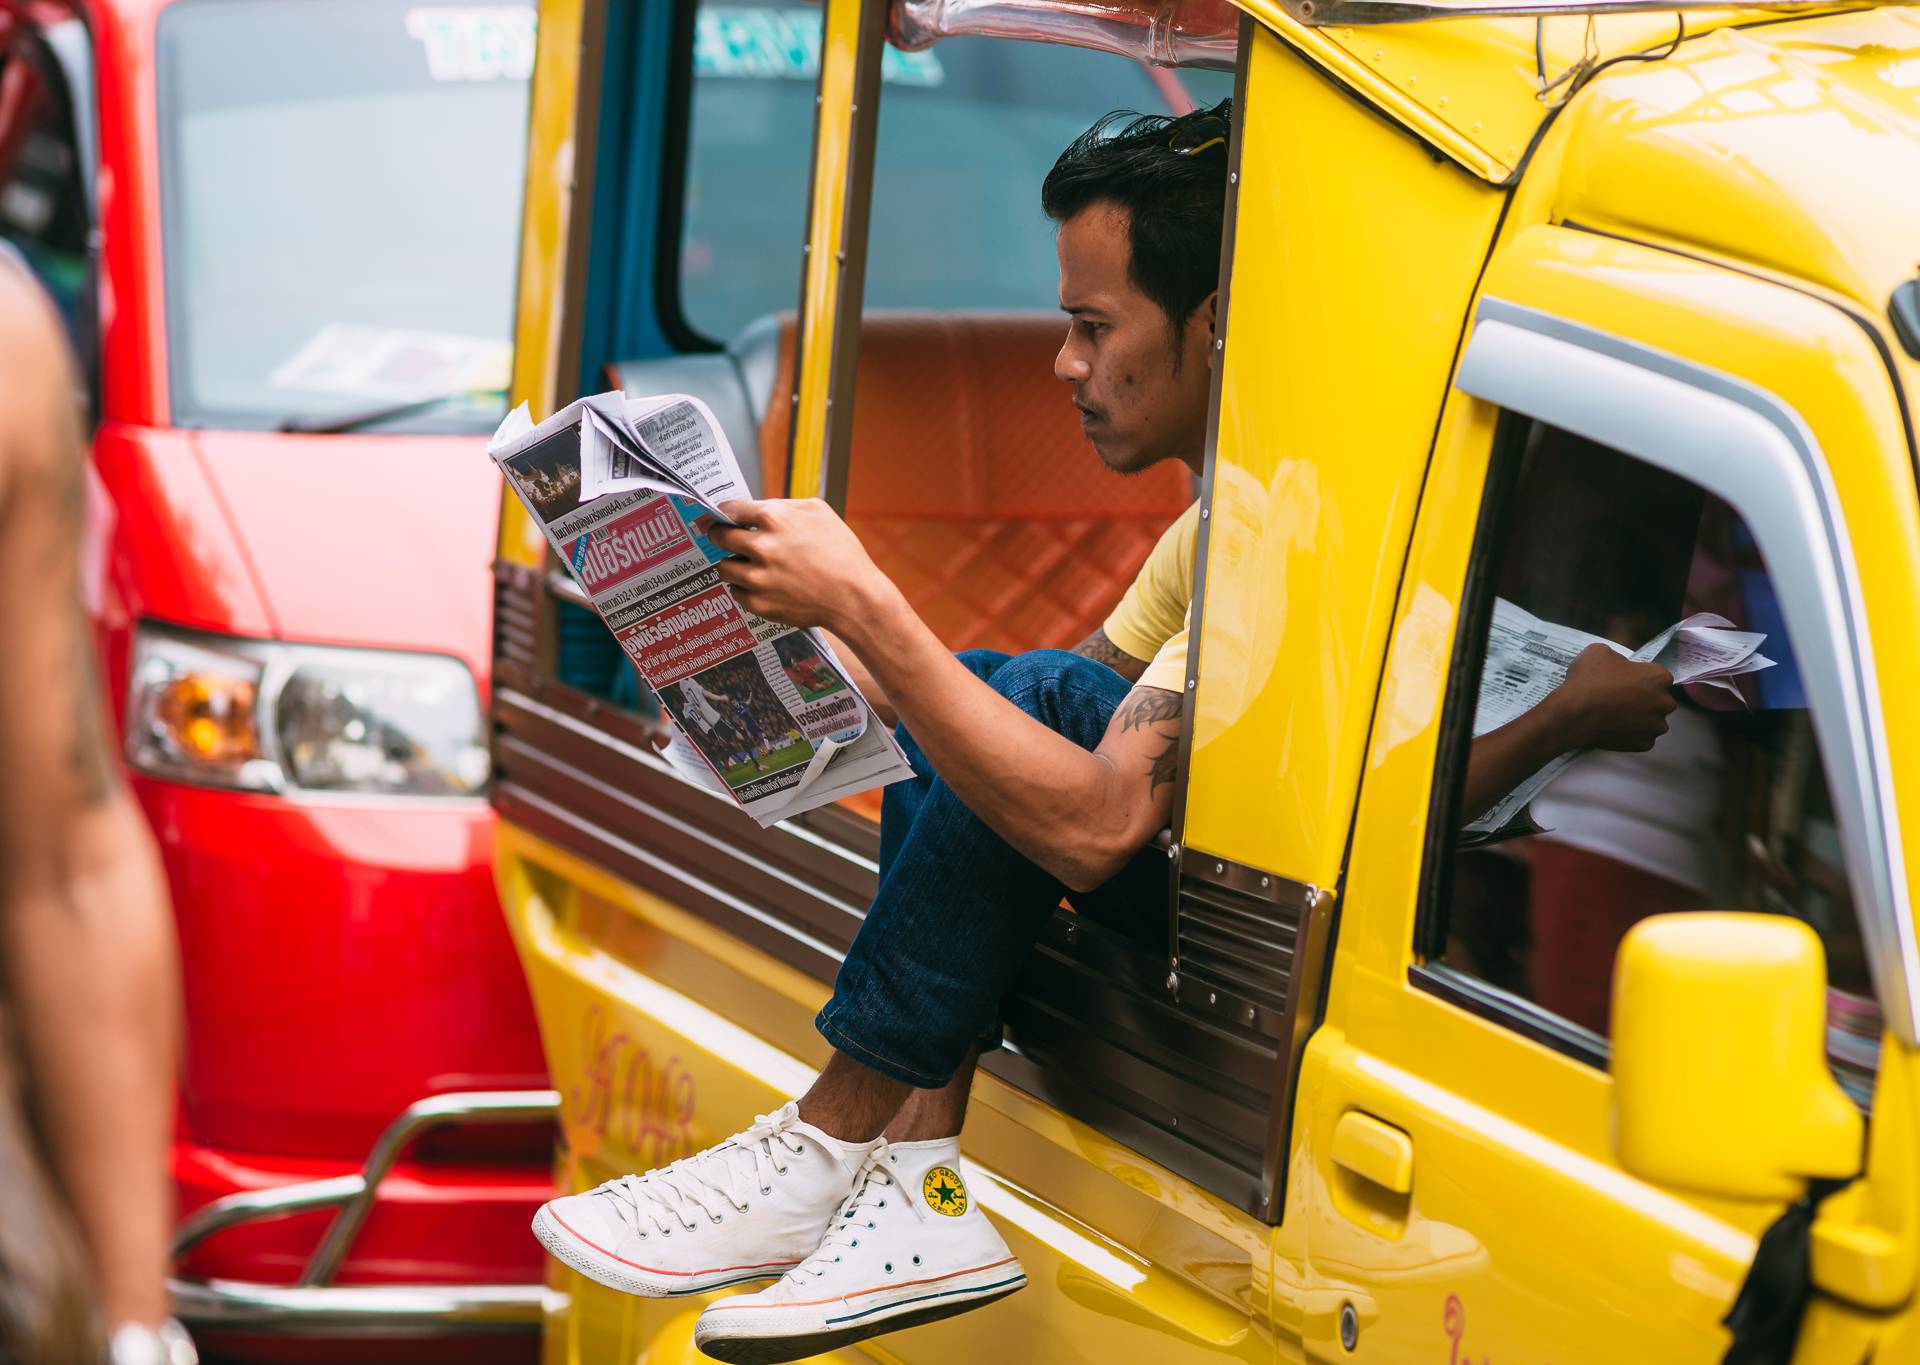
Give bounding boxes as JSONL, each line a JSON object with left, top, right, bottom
{"left": 1464, "top": 597, "right": 1775, "bottom": 840}
{"left": 490, "top": 392, "right": 912, "bottom": 825}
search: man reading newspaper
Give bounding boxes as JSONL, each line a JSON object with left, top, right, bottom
{"left": 528, "top": 103, "right": 1686, "bottom": 1362}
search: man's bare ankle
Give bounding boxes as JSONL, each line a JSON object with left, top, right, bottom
{"left": 795, "top": 1051, "right": 910, "bottom": 1143}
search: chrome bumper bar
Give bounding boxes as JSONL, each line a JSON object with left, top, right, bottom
{"left": 169, "top": 1089, "right": 562, "bottom": 1337}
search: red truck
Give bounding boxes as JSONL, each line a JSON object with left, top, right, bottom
{"left": 0, "top": 0, "right": 551, "bottom": 1357}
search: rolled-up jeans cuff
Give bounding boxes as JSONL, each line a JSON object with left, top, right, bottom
{"left": 814, "top": 1007, "right": 951, "bottom": 1088}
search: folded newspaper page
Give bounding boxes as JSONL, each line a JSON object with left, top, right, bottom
{"left": 490, "top": 392, "right": 913, "bottom": 826}
{"left": 1464, "top": 597, "right": 1775, "bottom": 841}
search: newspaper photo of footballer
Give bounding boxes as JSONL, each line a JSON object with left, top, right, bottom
{"left": 499, "top": 427, "right": 584, "bottom": 522}
{"left": 658, "top": 654, "right": 811, "bottom": 789}
{"left": 771, "top": 632, "right": 847, "bottom": 703}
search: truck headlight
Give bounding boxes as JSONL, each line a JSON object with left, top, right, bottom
{"left": 126, "top": 623, "right": 489, "bottom": 797}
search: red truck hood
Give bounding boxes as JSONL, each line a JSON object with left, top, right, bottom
{"left": 187, "top": 429, "right": 502, "bottom": 685}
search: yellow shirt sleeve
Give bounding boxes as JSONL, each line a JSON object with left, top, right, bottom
{"left": 1137, "top": 607, "right": 1190, "bottom": 695}
{"left": 1101, "top": 501, "right": 1199, "bottom": 666}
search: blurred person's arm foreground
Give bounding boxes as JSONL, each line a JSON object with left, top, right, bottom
{"left": 0, "top": 266, "right": 182, "bottom": 1345}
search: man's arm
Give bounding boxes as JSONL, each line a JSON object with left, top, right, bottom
{"left": 1461, "top": 643, "right": 1676, "bottom": 823}
{"left": 715, "top": 500, "right": 1176, "bottom": 891}
{"left": 0, "top": 273, "right": 179, "bottom": 1330}
{"left": 1071, "top": 627, "right": 1149, "bottom": 684}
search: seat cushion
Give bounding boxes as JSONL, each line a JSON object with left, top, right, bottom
{"left": 757, "top": 311, "right": 1192, "bottom": 654}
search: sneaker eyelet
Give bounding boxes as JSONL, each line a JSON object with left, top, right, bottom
{"left": 867, "top": 1221, "right": 876, "bottom": 1229}
{"left": 884, "top": 1263, "right": 894, "bottom": 1274}
{"left": 912, "top": 1255, "right": 922, "bottom": 1266}
{"left": 878, "top": 1200, "right": 886, "bottom": 1208}
{"left": 851, "top": 1239, "right": 859, "bottom": 1248}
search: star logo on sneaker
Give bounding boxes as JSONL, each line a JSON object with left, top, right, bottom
{"left": 922, "top": 1165, "right": 968, "bottom": 1216}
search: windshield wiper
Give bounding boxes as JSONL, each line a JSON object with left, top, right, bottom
{"left": 278, "top": 387, "right": 507, "bottom": 436}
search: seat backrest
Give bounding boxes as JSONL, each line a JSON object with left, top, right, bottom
{"left": 757, "top": 311, "right": 1192, "bottom": 654}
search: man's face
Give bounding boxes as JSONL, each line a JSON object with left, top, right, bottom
{"left": 1054, "top": 203, "right": 1215, "bottom": 475}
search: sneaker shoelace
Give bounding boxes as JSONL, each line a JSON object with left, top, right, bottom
{"left": 592, "top": 1107, "right": 810, "bottom": 1237}
{"left": 793, "top": 1143, "right": 927, "bottom": 1281}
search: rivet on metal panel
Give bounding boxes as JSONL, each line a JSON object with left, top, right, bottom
{"left": 1244, "top": 1005, "right": 1258, "bottom": 1025}
{"left": 1214, "top": 861, "right": 1225, "bottom": 874}
{"left": 1261, "top": 875, "right": 1270, "bottom": 887}
{"left": 791, "top": 392, "right": 800, "bottom": 403}
{"left": 825, "top": 398, "right": 834, "bottom": 408}
{"left": 1408, "top": 73, "right": 1418, "bottom": 85}
{"left": 1200, "top": 508, "right": 1209, "bottom": 520}
{"left": 1343, "top": 25, "right": 1353, "bottom": 35}
{"left": 1207, "top": 991, "right": 1218, "bottom": 1005}
{"left": 1169, "top": 844, "right": 1181, "bottom": 859}
{"left": 1472, "top": 121, "right": 1483, "bottom": 133}
{"left": 1339, "top": 1302, "right": 1359, "bottom": 1351}
{"left": 1186, "top": 679, "right": 1196, "bottom": 691}
{"left": 1165, "top": 971, "right": 1180, "bottom": 992}
{"left": 1438, "top": 96, "right": 1448, "bottom": 107}
{"left": 1229, "top": 172, "right": 1237, "bottom": 185}
{"left": 835, "top": 251, "right": 846, "bottom": 264}
{"left": 1373, "top": 49, "right": 1383, "bottom": 60}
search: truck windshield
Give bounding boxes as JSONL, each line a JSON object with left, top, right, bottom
{"left": 155, "top": 0, "right": 532, "bottom": 433}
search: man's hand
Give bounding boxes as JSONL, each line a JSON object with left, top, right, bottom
{"left": 710, "top": 498, "right": 892, "bottom": 633}
{"left": 1549, "top": 644, "right": 1677, "bottom": 752}
{"left": 1461, "top": 643, "right": 1677, "bottom": 825}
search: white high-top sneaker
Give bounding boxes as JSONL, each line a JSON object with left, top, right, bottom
{"left": 532, "top": 1102, "right": 875, "bottom": 1298}
{"left": 693, "top": 1138, "right": 1027, "bottom": 1364}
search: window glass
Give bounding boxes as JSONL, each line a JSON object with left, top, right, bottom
{"left": 1431, "top": 420, "right": 1879, "bottom": 1103}
{"left": 0, "top": 44, "right": 91, "bottom": 354}
{"left": 680, "top": 3, "right": 1227, "bottom": 344}
{"left": 156, "top": 0, "right": 532, "bottom": 432}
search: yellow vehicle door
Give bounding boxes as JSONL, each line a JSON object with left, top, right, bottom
{"left": 497, "top": 4, "right": 1307, "bottom": 1363}
{"left": 1292, "top": 209, "right": 1920, "bottom": 1361}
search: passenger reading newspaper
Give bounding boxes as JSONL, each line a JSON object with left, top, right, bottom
{"left": 490, "top": 392, "right": 912, "bottom": 825}
{"left": 1466, "top": 596, "right": 1774, "bottom": 840}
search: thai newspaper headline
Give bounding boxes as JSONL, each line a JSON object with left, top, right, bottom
{"left": 491, "top": 393, "right": 912, "bottom": 825}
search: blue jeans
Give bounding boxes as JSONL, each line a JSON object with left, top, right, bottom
{"left": 814, "top": 650, "right": 1166, "bottom": 1087}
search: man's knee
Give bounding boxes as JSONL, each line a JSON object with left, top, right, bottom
{"left": 988, "top": 649, "right": 1127, "bottom": 741}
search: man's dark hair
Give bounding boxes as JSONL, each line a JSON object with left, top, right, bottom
{"left": 1041, "top": 99, "right": 1232, "bottom": 352}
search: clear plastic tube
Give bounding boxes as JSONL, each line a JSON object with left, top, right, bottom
{"left": 889, "top": 0, "right": 1239, "bottom": 70}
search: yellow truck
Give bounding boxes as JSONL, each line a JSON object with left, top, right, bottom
{"left": 490, "top": 0, "right": 1920, "bottom": 1358}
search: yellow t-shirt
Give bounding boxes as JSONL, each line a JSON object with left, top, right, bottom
{"left": 1101, "top": 502, "right": 1198, "bottom": 696}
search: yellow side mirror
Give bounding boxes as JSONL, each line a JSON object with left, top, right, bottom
{"left": 1612, "top": 912, "right": 1863, "bottom": 1202}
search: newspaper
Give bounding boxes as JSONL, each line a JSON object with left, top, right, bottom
{"left": 1464, "top": 597, "right": 1775, "bottom": 840}
{"left": 490, "top": 392, "right": 913, "bottom": 826}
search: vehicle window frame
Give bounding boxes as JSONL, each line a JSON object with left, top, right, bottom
{"left": 1410, "top": 297, "right": 1916, "bottom": 1073}
{"left": 651, "top": 0, "right": 714, "bottom": 354}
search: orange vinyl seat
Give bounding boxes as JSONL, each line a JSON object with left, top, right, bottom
{"left": 757, "top": 311, "right": 1193, "bottom": 656}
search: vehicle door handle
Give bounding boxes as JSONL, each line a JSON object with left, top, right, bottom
{"left": 1331, "top": 1111, "right": 1413, "bottom": 1195}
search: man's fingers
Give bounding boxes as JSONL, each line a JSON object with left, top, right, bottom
{"left": 707, "top": 522, "right": 752, "bottom": 553}
{"left": 718, "top": 497, "right": 773, "bottom": 527}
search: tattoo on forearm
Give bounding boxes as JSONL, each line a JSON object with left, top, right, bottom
{"left": 55, "top": 443, "right": 113, "bottom": 807}
{"left": 1146, "top": 734, "right": 1178, "bottom": 792}
{"left": 65, "top": 617, "right": 113, "bottom": 807}
{"left": 1114, "top": 687, "right": 1184, "bottom": 733}
{"left": 1072, "top": 630, "right": 1141, "bottom": 673}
